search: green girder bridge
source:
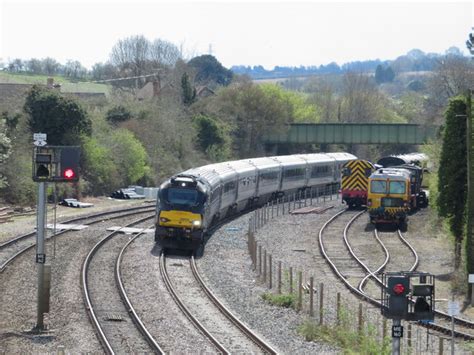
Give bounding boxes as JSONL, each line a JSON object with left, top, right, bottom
{"left": 263, "top": 123, "right": 437, "bottom": 145}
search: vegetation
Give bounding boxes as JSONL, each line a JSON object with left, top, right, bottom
{"left": 24, "top": 85, "right": 92, "bottom": 145}
{"left": 261, "top": 292, "right": 296, "bottom": 308}
{"left": 437, "top": 97, "right": 467, "bottom": 268}
{"left": 1, "top": 35, "right": 473, "bottom": 210}
{"left": 298, "top": 319, "right": 390, "bottom": 355}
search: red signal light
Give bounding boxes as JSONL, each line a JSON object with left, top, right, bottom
{"left": 63, "top": 168, "right": 75, "bottom": 179}
{"left": 393, "top": 283, "right": 405, "bottom": 295}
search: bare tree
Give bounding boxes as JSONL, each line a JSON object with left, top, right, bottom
{"left": 340, "top": 71, "right": 383, "bottom": 123}
{"left": 150, "top": 39, "right": 181, "bottom": 67}
{"left": 109, "top": 35, "right": 151, "bottom": 77}
{"left": 429, "top": 54, "right": 474, "bottom": 101}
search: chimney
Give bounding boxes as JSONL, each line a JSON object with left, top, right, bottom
{"left": 47, "top": 77, "right": 54, "bottom": 88}
{"left": 152, "top": 78, "right": 161, "bottom": 97}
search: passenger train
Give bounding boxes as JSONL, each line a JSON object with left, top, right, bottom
{"left": 155, "top": 152, "right": 357, "bottom": 250}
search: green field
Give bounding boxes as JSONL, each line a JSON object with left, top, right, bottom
{"left": 0, "top": 72, "right": 110, "bottom": 95}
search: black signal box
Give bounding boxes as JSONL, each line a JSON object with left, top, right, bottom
{"left": 33, "top": 146, "right": 80, "bottom": 182}
{"left": 382, "top": 272, "right": 435, "bottom": 321}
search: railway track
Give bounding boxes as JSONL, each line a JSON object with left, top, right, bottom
{"left": 319, "top": 208, "right": 474, "bottom": 340}
{"left": 0, "top": 204, "right": 155, "bottom": 272}
{"left": 160, "top": 252, "right": 278, "bottom": 354}
{"left": 81, "top": 214, "right": 164, "bottom": 354}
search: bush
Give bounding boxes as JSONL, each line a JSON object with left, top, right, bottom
{"left": 261, "top": 292, "right": 296, "bottom": 308}
{"left": 106, "top": 105, "right": 132, "bottom": 124}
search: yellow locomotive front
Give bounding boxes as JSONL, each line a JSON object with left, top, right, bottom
{"left": 367, "top": 169, "right": 411, "bottom": 227}
{"left": 155, "top": 175, "right": 207, "bottom": 250}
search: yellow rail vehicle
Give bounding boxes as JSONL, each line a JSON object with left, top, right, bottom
{"left": 367, "top": 169, "right": 411, "bottom": 227}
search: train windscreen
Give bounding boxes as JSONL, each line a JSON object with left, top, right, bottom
{"left": 167, "top": 188, "right": 199, "bottom": 206}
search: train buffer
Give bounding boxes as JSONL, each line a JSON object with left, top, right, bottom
{"left": 290, "top": 206, "right": 334, "bottom": 215}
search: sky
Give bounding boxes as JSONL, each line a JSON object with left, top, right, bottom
{"left": 0, "top": 0, "right": 472, "bottom": 70}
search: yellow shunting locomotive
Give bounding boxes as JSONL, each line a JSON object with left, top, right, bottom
{"left": 367, "top": 165, "right": 428, "bottom": 228}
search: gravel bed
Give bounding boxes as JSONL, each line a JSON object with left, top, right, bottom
{"left": 120, "top": 233, "right": 217, "bottom": 353}
{"left": 198, "top": 200, "right": 344, "bottom": 354}
{"left": 199, "top": 199, "right": 474, "bottom": 354}
{"left": 2, "top": 195, "right": 473, "bottom": 354}
{"left": 0, "top": 212, "right": 154, "bottom": 353}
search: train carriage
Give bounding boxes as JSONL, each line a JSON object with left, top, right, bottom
{"left": 155, "top": 152, "right": 357, "bottom": 251}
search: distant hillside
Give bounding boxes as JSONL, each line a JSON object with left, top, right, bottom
{"left": 231, "top": 48, "right": 463, "bottom": 79}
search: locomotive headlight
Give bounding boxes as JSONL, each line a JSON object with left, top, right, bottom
{"left": 160, "top": 217, "right": 171, "bottom": 223}
{"left": 192, "top": 220, "right": 201, "bottom": 227}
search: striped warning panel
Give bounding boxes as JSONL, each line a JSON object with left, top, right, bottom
{"left": 341, "top": 159, "right": 375, "bottom": 191}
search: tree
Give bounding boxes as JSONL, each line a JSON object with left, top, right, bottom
{"left": 106, "top": 105, "right": 133, "bottom": 124}
{"left": 109, "top": 35, "right": 151, "bottom": 78}
{"left": 193, "top": 114, "right": 227, "bottom": 154}
{"left": 150, "top": 39, "right": 181, "bottom": 66}
{"left": 24, "top": 85, "right": 92, "bottom": 145}
{"left": 437, "top": 97, "right": 467, "bottom": 268}
{"left": 188, "top": 55, "right": 233, "bottom": 86}
{"left": 375, "top": 65, "right": 385, "bottom": 84}
{"left": 41, "top": 57, "right": 60, "bottom": 75}
{"left": 375, "top": 65, "right": 395, "bottom": 84}
{"left": 181, "top": 73, "right": 196, "bottom": 105}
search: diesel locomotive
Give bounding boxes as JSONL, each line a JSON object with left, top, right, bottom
{"left": 155, "top": 152, "right": 357, "bottom": 250}
{"left": 341, "top": 159, "right": 377, "bottom": 208}
{"left": 367, "top": 164, "right": 428, "bottom": 227}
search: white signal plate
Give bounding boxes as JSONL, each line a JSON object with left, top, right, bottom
{"left": 106, "top": 227, "right": 155, "bottom": 234}
{"left": 46, "top": 223, "right": 88, "bottom": 230}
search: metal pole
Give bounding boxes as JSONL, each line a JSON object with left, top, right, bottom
{"left": 392, "top": 319, "right": 401, "bottom": 355}
{"left": 36, "top": 182, "right": 47, "bottom": 331}
{"left": 451, "top": 314, "right": 455, "bottom": 355}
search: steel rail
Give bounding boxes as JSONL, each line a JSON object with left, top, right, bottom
{"left": 0, "top": 206, "right": 155, "bottom": 272}
{"left": 159, "top": 253, "right": 230, "bottom": 354}
{"left": 190, "top": 255, "right": 278, "bottom": 354}
{"left": 318, "top": 208, "right": 474, "bottom": 340}
{"left": 115, "top": 226, "right": 164, "bottom": 354}
{"left": 0, "top": 203, "right": 155, "bottom": 249}
{"left": 81, "top": 214, "right": 154, "bottom": 355}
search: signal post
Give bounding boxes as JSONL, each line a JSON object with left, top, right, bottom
{"left": 381, "top": 272, "right": 435, "bottom": 355}
{"left": 31, "top": 134, "right": 80, "bottom": 332}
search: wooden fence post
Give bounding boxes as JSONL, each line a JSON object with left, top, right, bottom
{"left": 358, "top": 303, "right": 363, "bottom": 336}
{"left": 263, "top": 249, "right": 267, "bottom": 283}
{"left": 382, "top": 317, "right": 387, "bottom": 340}
{"left": 309, "top": 277, "right": 314, "bottom": 317}
{"left": 319, "top": 283, "right": 324, "bottom": 325}
{"left": 269, "top": 255, "right": 272, "bottom": 289}
{"left": 289, "top": 267, "right": 293, "bottom": 294}
{"left": 439, "top": 338, "right": 444, "bottom": 355}
{"left": 258, "top": 245, "right": 262, "bottom": 276}
{"left": 336, "top": 292, "right": 341, "bottom": 325}
{"left": 278, "top": 261, "right": 282, "bottom": 294}
{"left": 298, "top": 271, "right": 303, "bottom": 311}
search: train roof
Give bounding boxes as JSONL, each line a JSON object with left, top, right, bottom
{"left": 370, "top": 168, "right": 411, "bottom": 180}
{"left": 325, "top": 152, "right": 358, "bottom": 162}
{"left": 377, "top": 153, "right": 427, "bottom": 167}
{"left": 271, "top": 155, "right": 307, "bottom": 167}
{"left": 296, "top": 153, "right": 334, "bottom": 164}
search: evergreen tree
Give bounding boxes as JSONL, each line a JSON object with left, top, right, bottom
{"left": 181, "top": 72, "right": 196, "bottom": 105}
{"left": 384, "top": 66, "right": 395, "bottom": 82}
{"left": 375, "top": 64, "right": 384, "bottom": 84}
{"left": 24, "top": 85, "right": 92, "bottom": 145}
{"left": 437, "top": 97, "right": 467, "bottom": 267}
